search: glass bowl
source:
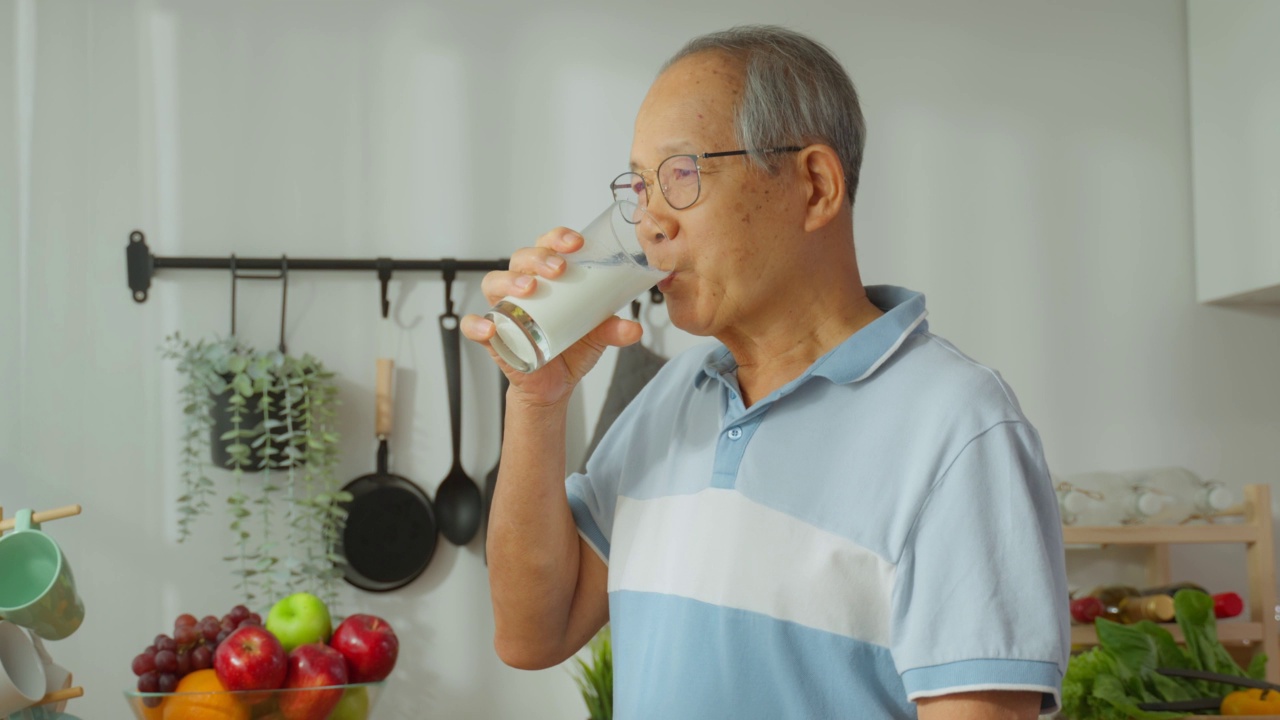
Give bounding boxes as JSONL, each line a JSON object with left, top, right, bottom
{"left": 123, "top": 681, "right": 384, "bottom": 720}
{"left": 4, "top": 710, "right": 84, "bottom": 720}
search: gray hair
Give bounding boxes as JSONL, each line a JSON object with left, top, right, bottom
{"left": 662, "top": 25, "right": 866, "bottom": 206}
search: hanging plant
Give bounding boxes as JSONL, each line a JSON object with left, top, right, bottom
{"left": 161, "top": 333, "right": 349, "bottom": 606}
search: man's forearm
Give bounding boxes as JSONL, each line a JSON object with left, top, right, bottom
{"left": 486, "top": 396, "right": 586, "bottom": 667}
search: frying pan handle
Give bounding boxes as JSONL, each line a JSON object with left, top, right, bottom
{"left": 376, "top": 358, "right": 394, "bottom": 438}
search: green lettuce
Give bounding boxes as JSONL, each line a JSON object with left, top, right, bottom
{"left": 1061, "top": 590, "right": 1267, "bottom": 719}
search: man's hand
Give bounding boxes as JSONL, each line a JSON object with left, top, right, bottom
{"left": 916, "top": 690, "right": 1043, "bottom": 720}
{"left": 461, "top": 227, "right": 643, "bottom": 408}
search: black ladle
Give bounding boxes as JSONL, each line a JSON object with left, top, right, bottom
{"left": 435, "top": 281, "right": 482, "bottom": 545}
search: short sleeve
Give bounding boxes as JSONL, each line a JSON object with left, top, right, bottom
{"left": 564, "top": 367, "right": 653, "bottom": 565}
{"left": 891, "top": 420, "right": 1069, "bottom": 714}
{"left": 566, "top": 465, "right": 617, "bottom": 564}
{"left": 564, "top": 343, "right": 713, "bottom": 566}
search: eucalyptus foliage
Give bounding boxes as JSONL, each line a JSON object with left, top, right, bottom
{"left": 570, "top": 625, "right": 613, "bottom": 720}
{"left": 162, "top": 333, "right": 349, "bottom": 606}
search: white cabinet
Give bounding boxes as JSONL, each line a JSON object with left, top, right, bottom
{"left": 1188, "top": 0, "right": 1280, "bottom": 304}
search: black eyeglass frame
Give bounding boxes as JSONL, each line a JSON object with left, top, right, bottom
{"left": 610, "top": 146, "right": 803, "bottom": 213}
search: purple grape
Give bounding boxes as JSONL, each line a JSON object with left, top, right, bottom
{"left": 228, "top": 605, "right": 250, "bottom": 623}
{"left": 201, "top": 619, "right": 220, "bottom": 642}
{"left": 174, "top": 624, "right": 198, "bottom": 647}
{"left": 175, "top": 649, "right": 191, "bottom": 676}
{"left": 154, "top": 649, "right": 178, "bottom": 674}
{"left": 190, "top": 644, "right": 213, "bottom": 671}
{"left": 157, "top": 673, "right": 178, "bottom": 693}
{"left": 137, "top": 671, "right": 159, "bottom": 693}
{"left": 132, "top": 652, "right": 156, "bottom": 676}
{"left": 154, "top": 635, "right": 177, "bottom": 653}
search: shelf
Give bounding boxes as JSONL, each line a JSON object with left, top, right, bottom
{"left": 1072, "top": 622, "right": 1265, "bottom": 646}
{"left": 1063, "top": 522, "right": 1258, "bottom": 546}
{"left": 1062, "top": 485, "right": 1278, "bottom": 686}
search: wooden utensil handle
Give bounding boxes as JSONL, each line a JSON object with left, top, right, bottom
{"left": 376, "top": 358, "right": 394, "bottom": 437}
{"left": 0, "top": 504, "right": 81, "bottom": 532}
{"left": 33, "top": 686, "right": 84, "bottom": 707}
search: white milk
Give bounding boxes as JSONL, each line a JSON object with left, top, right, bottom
{"left": 487, "top": 258, "right": 667, "bottom": 372}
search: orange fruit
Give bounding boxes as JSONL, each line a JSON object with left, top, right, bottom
{"left": 162, "top": 669, "right": 251, "bottom": 720}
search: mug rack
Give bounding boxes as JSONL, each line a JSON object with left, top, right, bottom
{"left": 0, "top": 504, "right": 86, "bottom": 713}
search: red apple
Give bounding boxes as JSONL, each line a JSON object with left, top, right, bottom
{"left": 277, "top": 643, "right": 349, "bottom": 720}
{"left": 329, "top": 614, "right": 399, "bottom": 683}
{"left": 213, "top": 625, "right": 288, "bottom": 692}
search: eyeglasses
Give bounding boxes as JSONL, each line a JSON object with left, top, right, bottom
{"left": 609, "top": 147, "right": 803, "bottom": 218}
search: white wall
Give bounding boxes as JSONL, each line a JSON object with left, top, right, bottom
{"left": 2, "top": 1, "right": 1278, "bottom": 718}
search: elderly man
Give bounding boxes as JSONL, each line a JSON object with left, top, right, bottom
{"left": 463, "top": 25, "right": 1068, "bottom": 720}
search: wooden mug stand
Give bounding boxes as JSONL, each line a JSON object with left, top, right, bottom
{"left": 0, "top": 503, "right": 86, "bottom": 711}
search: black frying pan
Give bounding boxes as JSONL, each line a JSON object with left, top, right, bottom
{"left": 338, "top": 358, "right": 438, "bottom": 592}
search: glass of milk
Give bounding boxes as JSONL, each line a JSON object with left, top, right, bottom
{"left": 484, "top": 198, "right": 669, "bottom": 373}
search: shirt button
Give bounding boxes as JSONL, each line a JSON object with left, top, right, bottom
{"left": 727, "top": 427, "right": 743, "bottom": 440}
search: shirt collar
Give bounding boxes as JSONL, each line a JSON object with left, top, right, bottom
{"left": 695, "top": 285, "right": 929, "bottom": 389}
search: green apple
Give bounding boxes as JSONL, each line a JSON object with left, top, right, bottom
{"left": 330, "top": 686, "right": 370, "bottom": 720}
{"left": 264, "top": 592, "right": 332, "bottom": 653}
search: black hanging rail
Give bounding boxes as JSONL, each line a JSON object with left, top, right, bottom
{"left": 126, "top": 230, "right": 510, "bottom": 319}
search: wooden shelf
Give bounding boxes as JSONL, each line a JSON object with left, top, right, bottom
{"left": 1063, "top": 485, "right": 1278, "bottom": 686}
{"left": 1063, "top": 522, "right": 1258, "bottom": 546}
{"left": 1072, "top": 621, "right": 1265, "bottom": 646}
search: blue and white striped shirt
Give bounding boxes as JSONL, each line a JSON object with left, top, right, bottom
{"left": 567, "top": 285, "right": 1069, "bottom": 719}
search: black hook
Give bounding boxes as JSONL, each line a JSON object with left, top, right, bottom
{"left": 230, "top": 254, "right": 238, "bottom": 336}
{"left": 228, "top": 253, "right": 288, "bottom": 348}
{"left": 377, "top": 257, "right": 393, "bottom": 319}
{"left": 649, "top": 286, "right": 664, "bottom": 304}
{"left": 441, "top": 259, "right": 457, "bottom": 318}
{"left": 278, "top": 255, "right": 288, "bottom": 353}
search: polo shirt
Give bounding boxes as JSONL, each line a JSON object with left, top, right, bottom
{"left": 566, "top": 285, "right": 1069, "bottom": 719}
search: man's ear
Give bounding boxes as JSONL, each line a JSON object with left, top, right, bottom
{"left": 799, "top": 144, "right": 846, "bottom": 232}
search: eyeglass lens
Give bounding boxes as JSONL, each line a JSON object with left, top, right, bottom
{"left": 612, "top": 155, "right": 702, "bottom": 212}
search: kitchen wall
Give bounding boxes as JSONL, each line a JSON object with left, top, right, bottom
{"left": 2, "top": 0, "right": 1278, "bottom": 718}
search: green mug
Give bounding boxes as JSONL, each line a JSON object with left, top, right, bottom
{"left": 0, "top": 510, "right": 85, "bottom": 640}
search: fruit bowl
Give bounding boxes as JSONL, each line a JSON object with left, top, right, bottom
{"left": 123, "top": 681, "right": 384, "bottom": 720}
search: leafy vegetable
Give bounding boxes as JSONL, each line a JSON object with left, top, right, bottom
{"left": 1064, "top": 647, "right": 1184, "bottom": 720}
{"left": 1174, "top": 588, "right": 1257, "bottom": 697}
{"left": 1062, "top": 590, "right": 1267, "bottom": 719}
{"left": 570, "top": 626, "right": 613, "bottom": 720}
